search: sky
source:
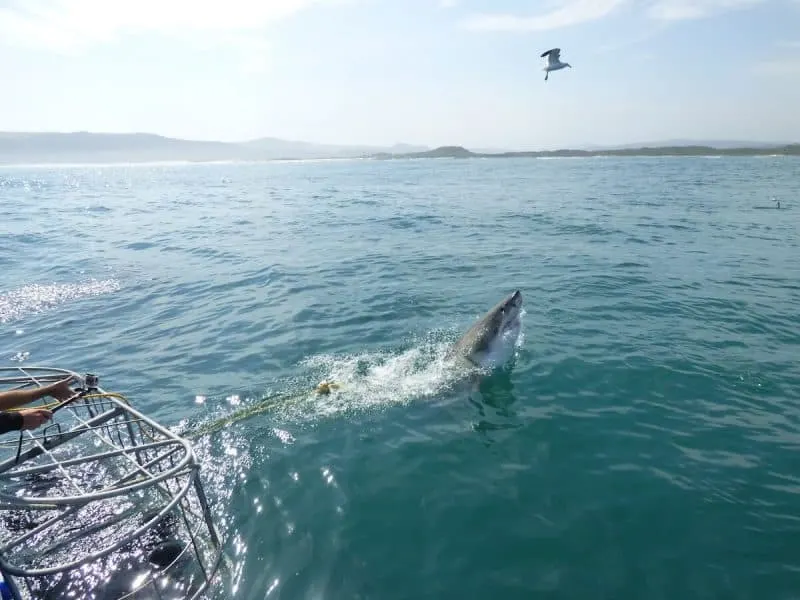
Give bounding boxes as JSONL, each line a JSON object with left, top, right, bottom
{"left": 0, "top": 0, "right": 798, "bottom": 150}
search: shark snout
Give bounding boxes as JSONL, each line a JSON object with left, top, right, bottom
{"left": 503, "top": 289, "right": 523, "bottom": 318}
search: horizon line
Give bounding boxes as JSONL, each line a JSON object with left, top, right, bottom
{"left": 0, "top": 130, "right": 797, "bottom": 154}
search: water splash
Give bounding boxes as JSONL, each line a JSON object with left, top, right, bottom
{"left": 185, "top": 315, "right": 526, "bottom": 443}
{"left": 291, "top": 337, "right": 467, "bottom": 420}
{"left": 182, "top": 335, "right": 469, "bottom": 440}
{"left": 9, "top": 351, "right": 29, "bottom": 363}
{"left": 294, "top": 310, "right": 526, "bottom": 420}
{"left": 0, "top": 279, "right": 121, "bottom": 324}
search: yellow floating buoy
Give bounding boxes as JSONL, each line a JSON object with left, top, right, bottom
{"left": 315, "top": 380, "right": 341, "bottom": 395}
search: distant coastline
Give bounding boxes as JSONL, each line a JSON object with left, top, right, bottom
{"left": 369, "top": 144, "right": 800, "bottom": 160}
{"left": 0, "top": 132, "right": 797, "bottom": 165}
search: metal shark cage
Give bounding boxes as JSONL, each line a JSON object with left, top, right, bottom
{"left": 0, "top": 367, "right": 226, "bottom": 600}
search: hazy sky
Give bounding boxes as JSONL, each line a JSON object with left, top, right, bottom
{"left": 0, "top": 0, "right": 798, "bottom": 149}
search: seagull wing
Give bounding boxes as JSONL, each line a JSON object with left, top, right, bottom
{"left": 540, "top": 48, "right": 561, "bottom": 66}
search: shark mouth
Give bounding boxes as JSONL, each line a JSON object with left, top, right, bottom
{"left": 502, "top": 316, "right": 521, "bottom": 334}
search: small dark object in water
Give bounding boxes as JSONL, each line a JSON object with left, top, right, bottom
{"left": 753, "top": 199, "right": 787, "bottom": 209}
{"left": 148, "top": 540, "right": 185, "bottom": 570}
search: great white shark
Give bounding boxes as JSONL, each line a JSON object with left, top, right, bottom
{"left": 446, "top": 290, "right": 523, "bottom": 372}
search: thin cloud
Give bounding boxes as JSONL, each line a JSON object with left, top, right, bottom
{"left": 0, "top": 0, "right": 342, "bottom": 53}
{"left": 458, "top": 0, "right": 627, "bottom": 32}
{"left": 457, "top": 0, "right": 771, "bottom": 32}
{"left": 647, "top": 0, "right": 765, "bottom": 21}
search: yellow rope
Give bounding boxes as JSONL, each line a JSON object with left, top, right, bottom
{"left": 7, "top": 384, "right": 343, "bottom": 440}
{"left": 187, "top": 380, "right": 344, "bottom": 440}
{"left": 7, "top": 400, "right": 60, "bottom": 411}
{"left": 6, "top": 391, "right": 130, "bottom": 411}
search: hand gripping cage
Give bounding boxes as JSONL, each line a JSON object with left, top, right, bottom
{"left": 0, "top": 367, "right": 226, "bottom": 600}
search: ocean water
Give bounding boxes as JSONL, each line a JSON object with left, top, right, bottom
{"left": 1, "top": 155, "right": 799, "bottom": 599}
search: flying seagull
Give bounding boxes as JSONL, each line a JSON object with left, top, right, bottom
{"left": 541, "top": 48, "right": 572, "bottom": 82}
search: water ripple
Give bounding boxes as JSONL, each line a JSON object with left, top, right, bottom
{"left": 1, "top": 157, "right": 799, "bottom": 599}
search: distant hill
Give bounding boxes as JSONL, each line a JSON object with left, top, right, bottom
{"left": 0, "top": 132, "right": 430, "bottom": 164}
{"left": 370, "top": 144, "right": 800, "bottom": 160}
{"left": 1, "top": 132, "right": 796, "bottom": 165}
{"left": 239, "top": 137, "right": 428, "bottom": 159}
{"left": 582, "top": 139, "right": 795, "bottom": 151}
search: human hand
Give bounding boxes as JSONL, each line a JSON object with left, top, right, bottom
{"left": 46, "top": 377, "right": 77, "bottom": 401}
{"left": 19, "top": 409, "right": 53, "bottom": 430}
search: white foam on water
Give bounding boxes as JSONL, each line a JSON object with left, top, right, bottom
{"left": 10, "top": 351, "right": 29, "bottom": 363}
{"left": 272, "top": 428, "right": 295, "bottom": 445}
{"left": 183, "top": 312, "right": 526, "bottom": 438}
{"left": 281, "top": 315, "right": 526, "bottom": 422}
{"left": 291, "top": 341, "right": 460, "bottom": 419}
{"left": 0, "top": 279, "right": 121, "bottom": 324}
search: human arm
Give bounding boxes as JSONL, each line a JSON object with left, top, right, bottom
{"left": 0, "top": 409, "right": 52, "bottom": 434}
{"left": 0, "top": 377, "right": 76, "bottom": 411}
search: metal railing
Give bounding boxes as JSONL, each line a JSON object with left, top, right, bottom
{"left": 0, "top": 366, "right": 226, "bottom": 600}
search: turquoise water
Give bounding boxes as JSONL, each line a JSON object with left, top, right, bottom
{"left": 2, "top": 156, "right": 800, "bottom": 599}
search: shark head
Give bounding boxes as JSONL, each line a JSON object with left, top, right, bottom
{"left": 501, "top": 288, "right": 523, "bottom": 324}
{"left": 448, "top": 290, "right": 524, "bottom": 371}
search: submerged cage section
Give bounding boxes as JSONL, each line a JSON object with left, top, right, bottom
{"left": 0, "top": 366, "right": 225, "bottom": 600}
